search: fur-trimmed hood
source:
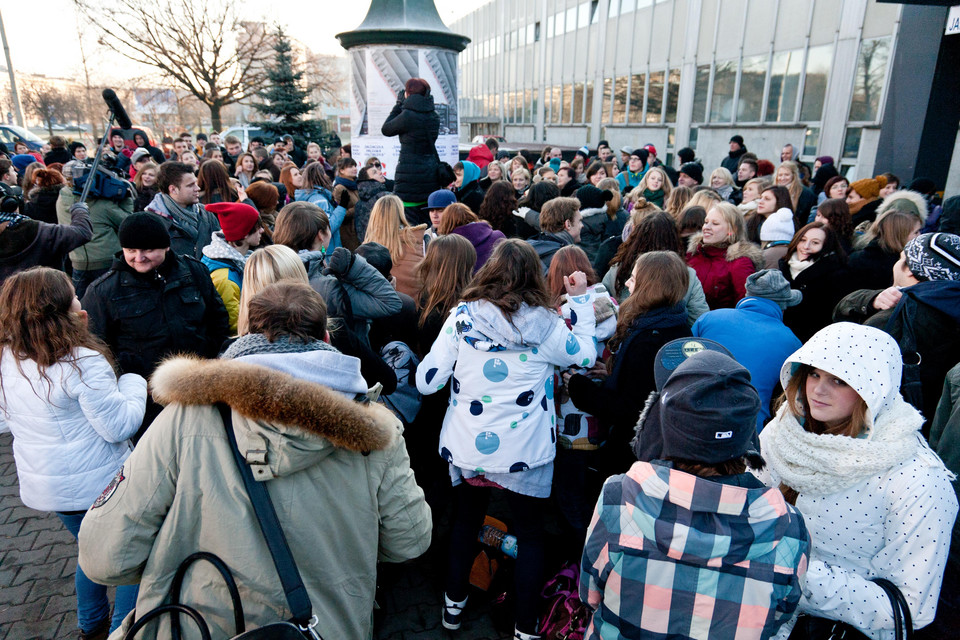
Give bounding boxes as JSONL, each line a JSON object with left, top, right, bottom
{"left": 686, "top": 232, "right": 765, "bottom": 270}
{"left": 150, "top": 355, "right": 400, "bottom": 457}
{"left": 578, "top": 206, "right": 608, "bottom": 220}
{"left": 875, "top": 189, "right": 929, "bottom": 223}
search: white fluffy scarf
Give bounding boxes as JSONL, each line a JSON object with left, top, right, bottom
{"left": 763, "top": 396, "right": 925, "bottom": 496}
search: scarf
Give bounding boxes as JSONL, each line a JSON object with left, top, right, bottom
{"left": 642, "top": 188, "right": 664, "bottom": 207}
{"left": 847, "top": 197, "right": 877, "bottom": 216}
{"left": 0, "top": 211, "right": 30, "bottom": 228}
{"left": 159, "top": 193, "right": 202, "bottom": 239}
{"left": 334, "top": 176, "right": 357, "bottom": 191}
{"left": 788, "top": 253, "right": 815, "bottom": 279}
{"left": 221, "top": 333, "right": 338, "bottom": 360}
{"left": 762, "top": 397, "right": 926, "bottom": 496}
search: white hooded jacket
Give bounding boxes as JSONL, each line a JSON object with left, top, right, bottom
{"left": 416, "top": 295, "right": 597, "bottom": 476}
{"left": 759, "top": 323, "right": 957, "bottom": 639}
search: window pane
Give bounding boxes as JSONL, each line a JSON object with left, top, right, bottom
{"left": 628, "top": 73, "right": 645, "bottom": 123}
{"left": 843, "top": 127, "right": 862, "bottom": 159}
{"left": 646, "top": 71, "right": 664, "bottom": 123}
{"left": 800, "top": 45, "right": 832, "bottom": 121}
{"left": 547, "top": 16, "right": 554, "bottom": 38}
{"left": 613, "top": 76, "right": 628, "bottom": 123}
{"left": 566, "top": 7, "right": 577, "bottom": 32}
{"left": 573, "top": 82, "right": 584, "bottom": 123}
{"left": 585, "top": 81, "right": 594, "bottom": 124}
{"left": 562, "top": 83, "right": 573, "bottom": 123}
{"left": 602, "top": 78, "right": 612, "bottom": 123}
{"left": 665, "top": 68, "right": 681, "bottom": 122}
{"left": 710, "top": 61, "right": 736, "bottom": 122}
{"left": 737, "top": 55, "right": 766, "bottom": 122}
{"left": 692, "top": 65, "right": 710, "bottom": 123}
{"left": 609, "top": 0, "right": 619, "bottom": 18}
{"left": 621, "top": 0, "right": 636, "bottom": 13}
{"left": 849, "top": 37, "right": 890, "bottom": 122}
{"left": 766, "top": 50, "right": 802, "bottom": 122}
{"left": 804, "top": 127, "right": 820, "bottom": 156}
{"left": 550, "top": 86, "right": 562, "bottom": 124}
{"left": 578, "top": 3, "right": 590, "bottom": 29}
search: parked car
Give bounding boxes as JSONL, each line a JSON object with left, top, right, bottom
{"left": 0, "top": 125, "right": 45, "bottom": 151}
{"left": 221, "top": 125, "right": 266, "bottom": 150}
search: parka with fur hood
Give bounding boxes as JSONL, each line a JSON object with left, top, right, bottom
{"left": 758, "top": 324, "right": 957, "bottom": 639}
{"left": 78, "top": 350, "right": 431, "bottom": 640}
{"left": 686, "top": 233, "right": 764, "bottom": 309}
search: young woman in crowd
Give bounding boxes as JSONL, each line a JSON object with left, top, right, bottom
{"left": 279, "top": 163, "right": 303, "bottom": 207}
{"left": 879, "top": 172, "right": 900, "bottom": 198}
{"left": 630, "top": 165, "right": 672, "bottom": 209}
{"left": 245, "top": 180, "right": 280, "bottom": 233}
{"left": 596, "top": 177, "right": 628, "bottom": 238}
{"left": 363, "top": 194, "right": 428, "bottom": 297}
{"left": 22, "top": 168, "right": 65, "bottom": 224}
{"left": 197, "top": 160, "right": 241, "bottom": 205}
{"left": 567, "top": 250, "right": 691, "bottom": 476}
{"left": 416, "top": 239, "right": 598, "bottom": 640}
{"left": 709, "top": 167, "right": 737, "bottom": 203}
{"left": 848, "top": 208, "right": 923, "bottom": 290}
{"left": 603, "top": 210, "right": 708, "bottom": 324}
{"left": 776, "top": 160, "right": 817, "bottom": 229}
{"left": 234, "top": 152, "right": 257, "bottom": 188}
{"left": 179, "top": 150, "right": 199, "bottom": 173}
{"left": 814, "top": 197, "right": 855, "bottom": 254}
{"left": 846, "top": 175, "right": 888, "bottom": 227}
{"left": 0, "top": 268, "right": 145, "bottom": 637}
{"left": 479, "top": 160, "right": 506, "bottom": 191}
{"left": 509, "top": 155, "right": 528, "bottom": 179}
{"left": 515, "top": 181, "right": 561, "bottom": 238}
{"left": 759, "top": 323, "right": 956, "bottom": 638}
{"left": 777, "top": 222, "right": 850, "bottom": 343}
{"left": 677, "top": 204, "right": 706, "bottom": 242}
{"left": 294, "top": 162, "right": 349, "bottom": 251}
{"left": 664, "top": 185, "right": 693, "bottom": 221}
{"left": 748, "top": 184, "right": 793, "bottom": 245}
{"left": 686, "top": 202, "right": 763, "bottom": 309}
{"left": 438, "top": 203, "right": 504, "bottom": 272}
{"left": 585, "top": 161, "right": 606, "bottom": 187}
{"left": 133, "top": 161, "right": 160, "bottom": 212}
{"left": 333, "top": 156, "right": 361, "bottom": 249}
{"left": 512, "top": 167, "right": 531, "bottom": 199}
{"left": 478, "top": 180, "right": 519, "bottom": 237}
{"left": 737, "top": 176, "right": 771, "bottom": 216}
{"left": 236, "top": 244, "right": 309, "bottom": 337}
{"left": 19, "top": 161, "right": 44, "bottom": 201}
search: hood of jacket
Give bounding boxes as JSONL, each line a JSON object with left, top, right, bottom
{"left": 402, "top": 92, "right": 435, "bottom": 113}
{"left": 460, "top": 299, "right": 559, "bottom": 351}
{"left": 687, "top": 233, "right": 765, "bottom": 270}
{"left": 460, "top": 160, "right": 481, "bottom": 186}
{"left": 150, "top": 355, "right": 400, "bottom": 477}
{"left": 779, "top": 322, "right": 903, "bottom": 431}
{"left": 578, "top": 206, "right": 608, "bottom": 220}
{"left": 466, "top": 145, "right": 493, "bottom": 168}
{"left": 897, "top": 280, "right": 960, "bottom": 325}
{"left": 875, "top": 189, "right": 929, "bottom": 223}
{"left": 201, "top": 231, "right": 246, "bottom": 264}
{"left": 451, "top": 221, "right": 497, "bottom": 245}
{"left": 735, "top": 296, "right": 785, "bottom": 319}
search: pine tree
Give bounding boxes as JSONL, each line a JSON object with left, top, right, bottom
{"left": 253, "top": 27, "right": 325, "bottom": 142}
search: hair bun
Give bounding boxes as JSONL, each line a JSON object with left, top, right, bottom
{"left": 635, "top": 197, "right": 649, "bottom": 208}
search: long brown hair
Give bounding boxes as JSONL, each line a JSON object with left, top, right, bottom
{"left": 664, "top": 185, "right": 693, "bottom": 220}
{"left": 461, "top": 238, "right": 550, "bottom": 319}
{"left": 785, "top": 221, "right": 846, "bottom": 263}
{"left": 301, "top": 161, "right": 331, "bottom": 191}
{"left": 279, "top": 162, "right": 299, "bottom": 199}
{"left": 546, "top": 245, "right": 598, "bottom": 306}
{"left": 815, "top": 198, "right": 853, "bottom": 242}
{"left": 416, "top": 235, "right": 477, "bottom": 327}
{"left": 608, "top": 251, "right": 688, "bottom": 355}
{"left": 0, "top": 268, "right": 113, "bottom": 404}
{"left": 478, "top": 181, "right": 517, "bottom": 233}
{"left": 197, "top": 160, "right": 235, "bottom": 205}
{"left": 610, "top": 211, "right": 683, "bottom": 295}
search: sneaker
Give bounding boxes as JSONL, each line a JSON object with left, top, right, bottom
{"left": 78, "top": 619, "right": 110, "bottom": 640}
{"left": 442, "top": 593, "right": 468, "bottom": 630}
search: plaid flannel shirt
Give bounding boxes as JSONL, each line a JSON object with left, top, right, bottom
{"left": 581, "top": 461, "right": 809, "bottom": 640}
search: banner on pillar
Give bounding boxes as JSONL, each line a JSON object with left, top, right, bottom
{"left": 348, "top": 46, "right": 459, "bottom": 180}
{"left": 947, "top": 5, "right": 960, "bottom": 36}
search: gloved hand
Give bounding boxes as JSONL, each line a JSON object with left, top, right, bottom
{"left": 69, "top": 202, "right": 90, "bottom": 216}
{"left": 323, "top": 246, "right": 355, "bottom": 277}
{"left": 338, "top": 190, "right": 352, "bottom": 209}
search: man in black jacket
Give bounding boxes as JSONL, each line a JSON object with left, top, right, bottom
{"left": 721, "top": 135, "right": 747, "bottom": 175}
{"left": 82, "top": 212, "right": 230, "bottom": 438}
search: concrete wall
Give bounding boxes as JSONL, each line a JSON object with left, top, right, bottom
{"left": 694, "top": 126, "right": 808, "bottom": 172}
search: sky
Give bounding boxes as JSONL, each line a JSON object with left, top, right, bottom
{"left": 2, "top": 0, "right": 489, "bottom": 81}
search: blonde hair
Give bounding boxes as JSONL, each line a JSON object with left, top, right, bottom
{"left": 363, "top": 194, "right": 424, "bottom": 263}
{"left": 707, "top": 202, "right": 749, "bottom": 245}
{"left": 687, "top": 189, "right": 722, "bottom": 212}
{"left": 597, "top": 177, "right": 621, "bottom": 219}
{"left": 710, "top": 167, "right": 735, "bottom": 187}
{"left": 664, "top": 185, "right": 693, "bottom": 220}
{"left": 237, "top": 245, "right": 309, "bottom": 335}
{"left": 778, "top": 161, "right": 803, "bottom": 211}
{"left": 634, "top": 167, "right": 673, "bottom": 201}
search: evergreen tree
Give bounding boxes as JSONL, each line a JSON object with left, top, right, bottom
{"left": 253, "top": 27, "right": 326, "bottom": 142}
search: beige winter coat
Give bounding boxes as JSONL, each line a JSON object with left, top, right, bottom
{"left": 78, "top": 355, "right": 431, "bottom": 640}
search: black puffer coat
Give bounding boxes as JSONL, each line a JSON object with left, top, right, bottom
{"left": 353, "top": 178, "right": 389, "bottom": 242}
{"left": 381, "top": 93, "right": 440, "bottom": 204}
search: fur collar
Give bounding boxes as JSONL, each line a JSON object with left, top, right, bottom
{"left": 150, "top": 356, "right": 399, "bottom": 452}
{"left": 579, "top": 206, "right": 608, "bottom": 219}
{"left": 875, "top": 189, "right": 929, "bottom": 222}
{"left": 686, "top": 233, "right": 765, "bottom": 269}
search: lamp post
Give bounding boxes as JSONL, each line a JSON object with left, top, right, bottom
{"left": 336, "top": 0, "right": 469, "bottom": 178}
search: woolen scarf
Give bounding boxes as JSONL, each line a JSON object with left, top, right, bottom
{"left": 787, "top": 253, "right": 816, "bottom": 279}
{"left": 762, "top": 396, "right": 924, "bottom": 496}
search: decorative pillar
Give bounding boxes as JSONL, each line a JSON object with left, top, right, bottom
{"left": 337, "top": 0, "right": 470, "bottom": 179}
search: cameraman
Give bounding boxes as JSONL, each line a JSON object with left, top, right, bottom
{"left": 56, "top": 159, "right": 135, "bottom": 299}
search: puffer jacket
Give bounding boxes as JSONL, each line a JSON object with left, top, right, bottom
{"left": 57, "top": 186, "right": 134, "bottom": 271}
{"left": 78, "top": 351, "right": 431, "bottom": 640}
{"left": 416, "top": 295, "right": 598, "bottom": 476}
{"left": 381, "top": 92, "right": 440, "bottom": 203}
{"left": 759, "top": 324, "right": 958, "bottom": 639}
{"left": 353, "top": 178, "right": 389, "bottom": 242}
{"left": 0, "top": 347, "right": 146, "bottom": 512}
{"left": 293, "top": 186, "right": 348, "bottom": 251}
{"left": 686, "top": 233, "right": 764, "bottom": 309}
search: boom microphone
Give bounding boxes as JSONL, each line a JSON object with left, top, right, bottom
{"left": 102, "top": 89, "right": 132, "bottom": 130}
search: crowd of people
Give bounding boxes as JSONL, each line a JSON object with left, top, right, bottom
{"left": 0, "top": 75, "right": 959, "bottom": 640}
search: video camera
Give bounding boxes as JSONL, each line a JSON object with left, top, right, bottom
{"left": 0, "top": 183, "right": 24, "bottom": 214}
{"left": 70, "top": 159, "right": 131, "bottom": 203}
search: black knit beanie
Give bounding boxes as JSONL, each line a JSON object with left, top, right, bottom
{"left": 576, "top": 185, "right": 613, "bottom": 210}
{"left": 118, "top": 212, "right": 171, "bottom": 249}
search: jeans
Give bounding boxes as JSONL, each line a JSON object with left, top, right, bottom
{"left": 445, "top": 483, "right": 547, "bottom": 635}
{"left": 56, "top": 512, "right": 139, "bottom": 633}
{"left": 72, "top": 267, "right": 110, "bottom": 301}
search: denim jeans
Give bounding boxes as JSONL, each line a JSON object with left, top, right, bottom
{"left": 56, "top": 512, "right": 139, "bottom": 633}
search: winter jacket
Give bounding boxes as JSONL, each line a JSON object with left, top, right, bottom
{"left": 615, "top": 169, "right": 644, "bottom": 193}
{"left": 385, "top": 226, "right": 426, "bottom": 298}
{"left": 0, "top": 205, "right": 91, "bottom": 285}
{"left": 133, "top": 186, "right": 159, "bottom": 213}
{"left": 720, "top": 146, "right": 747, "bottom": 174}
{"left": 466, "top": 144, "right": 493, "bottom": 169}
{"left": 778, "top": 251, "right": 852, "bottom": 343}
{"left": 332, "top": 180, "right": 360, "bottom": 250}
{"left": 381, "top": 93, "right": 440, "bottom": 203}
{"left": 78, "top": 352, "right": 431, "bottom": 640}
{"left": 293, "top": 186, "right": 348, "bottom": 251}
{"left": 200, "top": 232, "right": 247, "bottom": 333}
{"left": 528, "top": 230, "right": 574, "bottom": 274}
{"left": 450, "top": 221, "right": 505, "bottom": 272}
{"left": 795, "top": 186, "right": 818, "bottom": 227}
{"left": 759, "top": 329, "right": 957, "bottom": 639}
{"left": 416, "top": 295, "right": 598, "bottom": 478}
{"left": 578, "top": 206, "right": 627, "bottom": 264}
{"left": 567, "top": 303, "right": 690, "bottom": 475}
{"left": 43, "top": 147, "right": 72, "bottom": 166}
{"left": 692, "top": 297, "right": 802, "bottom": 431}
{"left": 144, "top": 193, "right": 221, "bottom": 262}
{"left": 82, "top": 252, "right": 230, "bottom": 378}
{"left": 582, "top": 461, "right": 809, "bottom": 640}
{"left": 23, "top": 184, "right": 62, "bottom": 224}
{"left": 847, "top": 239, "right": 897, "bottom": 291}
{"left": 601, "top": 263, "right": 709, "bottom": 327}
{"left": 929, "top": 362, "right": 960, "bottom": 565}
{"left": 0, "top": 348, "right": 146, "bottom": 512}
{"left": 686, "top": 234, "right": 763, "bottom": 309}
{"left": 354, "top": 178, "right": 389, "bottom": 242}
{"left": 57, "top": 186, "right": 134, "bottom": 271}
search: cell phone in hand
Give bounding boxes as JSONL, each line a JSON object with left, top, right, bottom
{"left": 398, "top": 89, "right": 405, "bottom": 101}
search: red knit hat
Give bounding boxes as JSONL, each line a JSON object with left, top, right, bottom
{"left": 206, "top": 202, "right": 260, "bottom": 242}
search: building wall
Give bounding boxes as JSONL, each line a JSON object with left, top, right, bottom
{"left": 452, "top": 0, "right": 916, "bottom": 180}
